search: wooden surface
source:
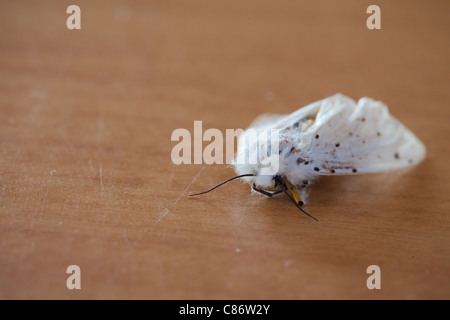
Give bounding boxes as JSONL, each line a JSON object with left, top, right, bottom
{"left": 1, "top": 0, "right": 449, "bottom": 299}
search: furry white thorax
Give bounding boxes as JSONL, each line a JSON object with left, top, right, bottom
{"left": 233, "top": 131, "right": 318, "bottom": 188}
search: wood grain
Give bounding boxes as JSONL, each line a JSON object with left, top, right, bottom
{"left": 0, "top": 0, "right": 449, "bottom": 299}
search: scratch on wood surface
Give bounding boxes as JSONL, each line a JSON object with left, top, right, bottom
{"left": 154, "top": 208, "right": 172, "bottom": 225}
{"left": 154, "top": 166, "right": 205, "bottom": 224}
{"left": 99, "top": 164, "right": 104, "bottom": 193}
{"left": 0, "top": 185, "right": 6, "bottom": 204}
{"left": 173, "top": 166, "right": 205, "bottom": 207}
{"left": 123, "top": 230, "right": 131, "bottom": 246}
{"left": 102, "top": 209, "right": 108, "bottom": 225}
{"left": 98, "top": 116, "right": 104, "bottom": 131}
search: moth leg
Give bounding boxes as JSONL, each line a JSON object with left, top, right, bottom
{"left": 284, "top": 180, "right": 304, "bottom": 206}
{"left": 269, "top": 190, "right": 283, "bottom": 196}
{"left": 291, "top": 188, "right": 304, "bottom": 206}
{"left": 252, "top": 184, "right": 282, "bottom": 197}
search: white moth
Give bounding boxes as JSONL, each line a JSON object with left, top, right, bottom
{"left": 191, "top": 94, "right": 426, "bottom": 221}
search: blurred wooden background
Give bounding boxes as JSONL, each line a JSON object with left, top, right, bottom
{"left": 0, "top": 0, "right": 449, "bottom": 299}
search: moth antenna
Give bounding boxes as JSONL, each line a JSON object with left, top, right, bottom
{"left": 189, "top": 174, "right": 255, "bottom": 197}
{"left": 274, "top": 176, "right": 319, "bottom": 222}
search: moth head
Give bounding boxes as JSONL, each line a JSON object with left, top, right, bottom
{"left": 233, "top": 163, "right": 278, "bottom": 190}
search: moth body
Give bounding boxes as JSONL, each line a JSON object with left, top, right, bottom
{"left": 233, "top": 94, "right": 426, "bottom": 204}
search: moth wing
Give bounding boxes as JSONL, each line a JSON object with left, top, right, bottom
{"left": 294, "top": 94, "right": 426, "bottom": 175}
{"left": 246, "top": 113, "right": 284, "bottom": 129}
{"left": 248, "top": 98, "right": 324, "bottom": 130}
